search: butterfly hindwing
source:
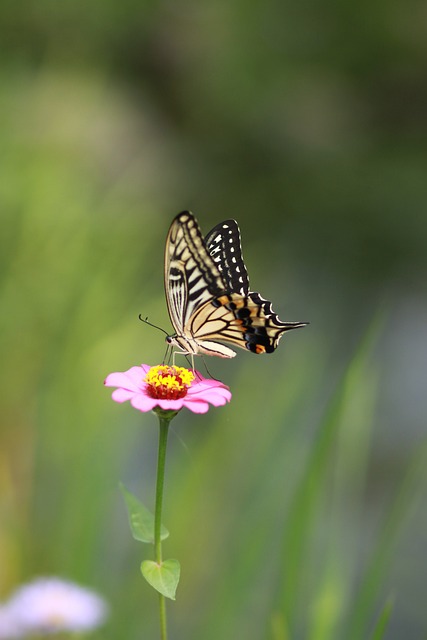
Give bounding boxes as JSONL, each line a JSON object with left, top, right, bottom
{"left": 164, "top": 211, "right": 307, "bottom": 358}
{"left": 189, "top": 292, "right": 306, "bottom": 354}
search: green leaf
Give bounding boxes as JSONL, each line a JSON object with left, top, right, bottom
{"left": 119, "top": 483, "right": 169, "bottom": 544}
{"left": 141, "top": 559, "right": 180, "bottom": 600}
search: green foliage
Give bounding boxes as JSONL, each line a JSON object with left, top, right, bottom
{"left": 120, "top": 483, "right": 169, "bottom": 544}
{"left": 141, "top": 559, "right": 180, "bottom": 601}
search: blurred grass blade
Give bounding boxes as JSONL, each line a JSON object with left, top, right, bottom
{"left": 278, "top": 316, "right": 383, "bottom": 634}
{"left": 270, "top": 611, "right": 290, "bottom": 640}
{"left": 369, "top": 597, "right": 394, "bottom": 640}
{"left": 347, "top": 440, "right": 427, "bottom": 639}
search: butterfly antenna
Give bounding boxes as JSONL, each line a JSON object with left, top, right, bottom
{"left": 139, "top": 315, "right": 169, "bottom": 336}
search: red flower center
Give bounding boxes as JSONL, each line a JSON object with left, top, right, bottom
{"left": 144, "top": 365, "right": 195, "bottom": 401}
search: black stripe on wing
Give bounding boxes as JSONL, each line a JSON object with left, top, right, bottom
{"left": 205, "top": 220, "right": 249, "bottom": 295}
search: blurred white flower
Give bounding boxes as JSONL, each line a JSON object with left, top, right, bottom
{"left": 0, "top": 605, "right": 22, "bottom": 639}
{"left": 5, "top": 577, "right": 108, "bottom": 635}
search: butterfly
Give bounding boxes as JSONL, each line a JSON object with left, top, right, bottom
{"left": 164, "top": 211, "right": 307, "bottom": 359}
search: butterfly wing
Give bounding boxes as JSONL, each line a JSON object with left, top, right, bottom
{"left": 189, "top": 292, "right": 307, "bottom": 354}
{"left": 164, "top": 211, "right": 307, "bottom": 357}
{"left": 165, "top": 211, "right": 238, "bottom": 356}
{"left": 204, "top": 219, "right": 306, "bottom": 352}
{"left": 205, "top": 220, "right": 249, "bottom": 295}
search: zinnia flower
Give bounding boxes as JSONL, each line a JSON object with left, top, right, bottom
{"left": 5, "top": 578, "right": 108, "bottom": 635}
{"left": 105, "top": 364, "right": 231, "bottom": 414}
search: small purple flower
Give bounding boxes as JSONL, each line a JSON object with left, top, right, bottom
{"left": 0, "top": 605, "right": 22, "bottom": 639}
{"left": 5, "top": 578, "right": 108, "bottom": 635}
{"left": 105, "top": 364, "right": 232, "bottom": 414}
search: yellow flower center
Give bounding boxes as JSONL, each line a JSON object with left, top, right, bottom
{"left": 144, "top": 365, "right": 195, "bottom": 400}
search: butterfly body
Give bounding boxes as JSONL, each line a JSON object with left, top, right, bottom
{"left": 164, "top": 211, "right": 307, "bottom": 358}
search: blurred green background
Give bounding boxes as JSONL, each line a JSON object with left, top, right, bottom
{"left": 1, "top": 1, "right": 427, "bottom": 639}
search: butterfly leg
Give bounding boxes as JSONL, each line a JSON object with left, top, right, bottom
{"left": 172, "top": 349, "right": 192, "bottom": 367}
{"left": 162, "top": 344, "right": 172, "bottom": 365}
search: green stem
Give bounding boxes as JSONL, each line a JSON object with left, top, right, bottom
{"left": 154, "top": 416, "right": 171, "bottom": 640}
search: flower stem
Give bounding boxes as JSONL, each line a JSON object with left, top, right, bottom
{"left": 154, "top": 416, "right": 171, "bottom": 640}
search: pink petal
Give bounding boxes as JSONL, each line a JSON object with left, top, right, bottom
{"left": 104, "top": 372, "right": 127, "bottom": 387}
{"left": 193, "top": 378, "right": 228, "bottom": 389}
{"left": 111, "top": 388, "right": 135, "bottom": 403}
{"left": 190, "top": 393, "right": 228, "bottom": 408}
{"left": 187, "top": 386, "right": 231, "bottom": 406}
{"left": 204, "top": 393, "right": 230, "bottom": 407}
{"left": 191, "top": 381, "right": 231, "bottom": 396}
{"left": 130, "top": 394, "right": 157, "bottom": 412}
{"left": 182, "top": 398, "right": 210, "bottom": 413}
{"left": 130, "top": 395, "right": 187, "bottom": 413}
{"left": 190, "top": 385, "right": 231, "bottom": 397}
{"left": 104, "top": 366, "right": 145, "bottom": 391}
{"left": 209, "top": 388, "right": 232, "bottom": 400}
{"left": 156, "top": 399, "right": 185, "bottom": 411}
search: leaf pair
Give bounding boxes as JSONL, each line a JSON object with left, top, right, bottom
{"left": 120, "top": 483, "right": 180, "bottom": 600}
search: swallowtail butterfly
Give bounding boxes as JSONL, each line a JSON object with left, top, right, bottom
{"left": 165, "top": 211, "right": 307, "bottom": 358}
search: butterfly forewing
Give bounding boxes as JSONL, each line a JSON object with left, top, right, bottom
{"left": 165, "top": 212, "right": 226, "bottom": 333}
{"left": 205, "top": 220, "right": 249, "bottom": 295}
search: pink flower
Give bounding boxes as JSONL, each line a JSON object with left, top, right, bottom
{"left": 104, "top": 364, "right": 231, "bottom": 415}
{"left": 4, "top": 577, "right": 108, "bottom": 635}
